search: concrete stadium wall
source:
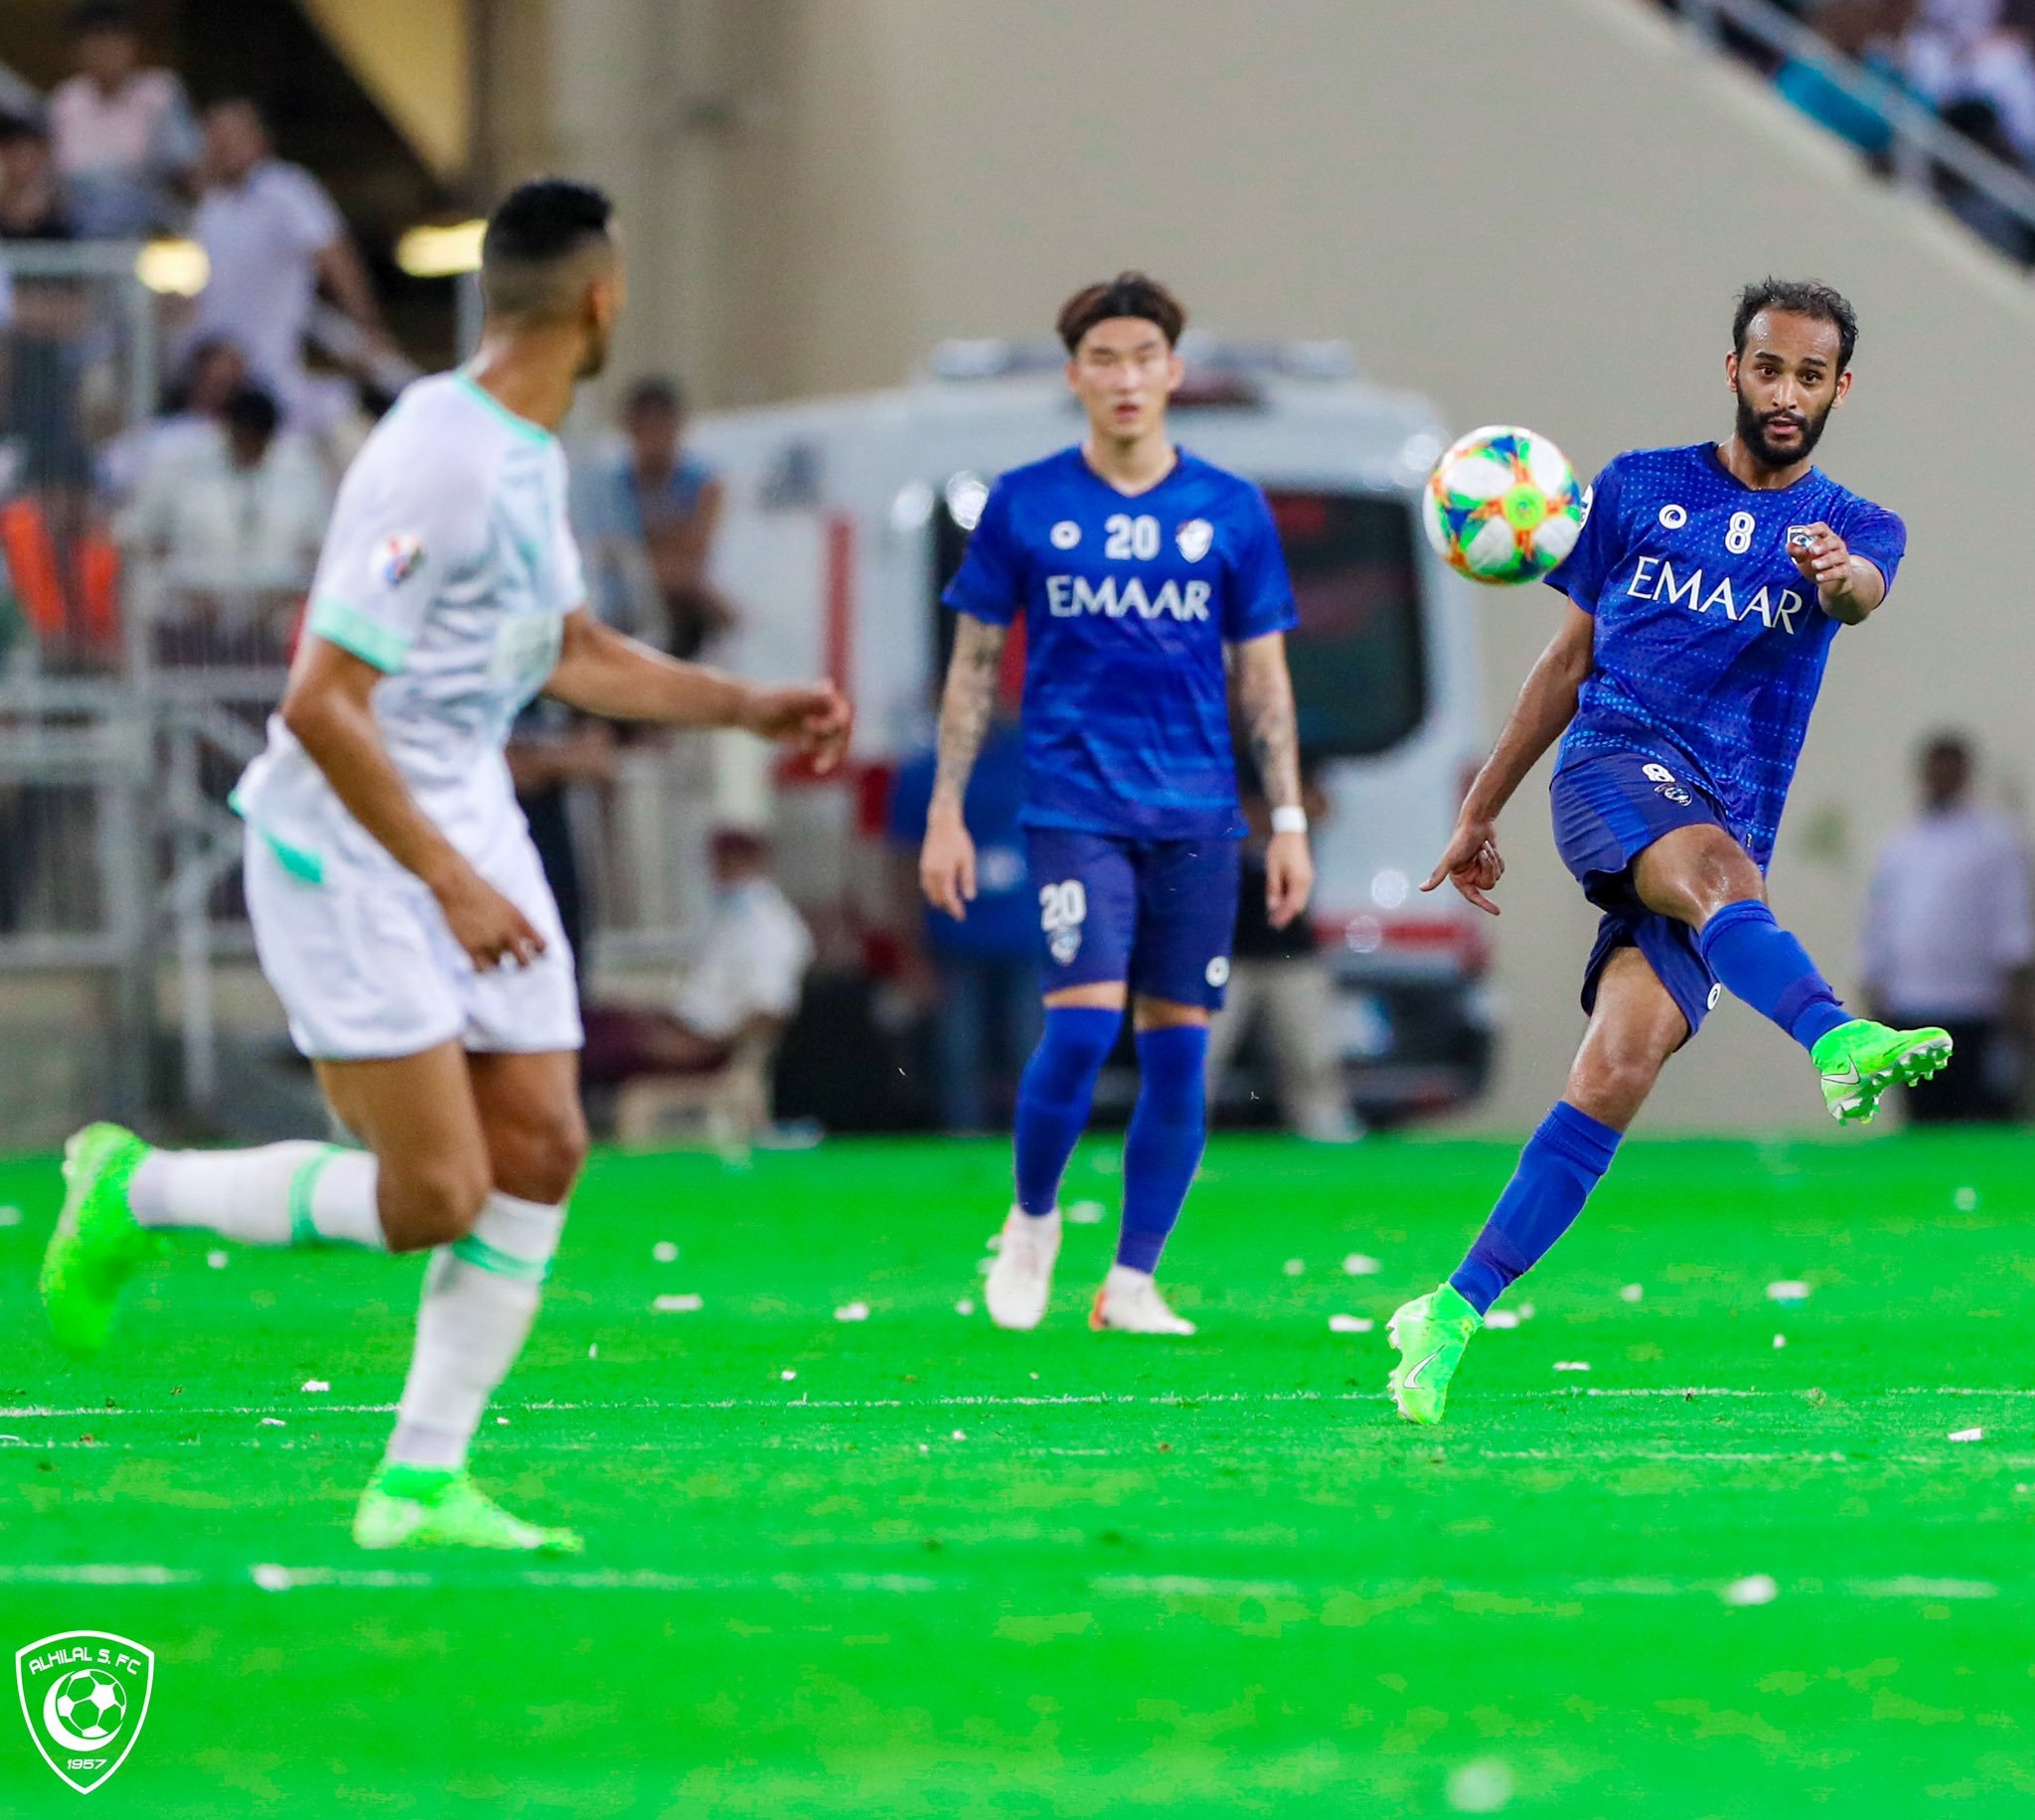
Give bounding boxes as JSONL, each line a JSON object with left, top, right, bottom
{"left": 526, "top": 0, "right": 2035, "bottom": 1133}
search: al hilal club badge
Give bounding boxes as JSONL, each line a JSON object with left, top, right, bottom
{"left": 17, "top": 1631, "right": 155, "bottom": 1795}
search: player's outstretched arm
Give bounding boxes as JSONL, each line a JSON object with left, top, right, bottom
{"left": 1789, "top": 524, "right": 1885, "bottom": 626}
{"left": 544, "top": 609, "right": 852, "bottom": 770}
{"left": 1423, "top": 602, "right": 1596, "bottom": 917}
{"left": 282, "top": 639, "right": 546, "bottom": 971}
{"left": 920, "top": 614, "right": 1007, "bottom": 920}
{"left": 1234, "top": 631, "right": 1315, "bottom": 929}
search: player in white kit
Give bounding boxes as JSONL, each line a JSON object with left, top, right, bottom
{"left": 40, "top": 180, "right": 851, "bottom": 1553}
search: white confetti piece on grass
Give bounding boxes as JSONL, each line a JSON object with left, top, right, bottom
{"left": 653, "top": 1293, "right": 703, "bottom": 1313}
{"left": 1767, "top": 1281, "right": 1810, "bottom": 1303}
{"left": 587, "top": 1343, "right": 598, "bottom": 1359}
{"left": 1553, "top": 1360, "right": 1591, "bottom": 1372}
{"left": 1341, "top": 1253, "right": 1381, "bottom": 1276}
{"left": 1722, "top": 1574, "right": 1779, "bottom": 1606}
{"left": 780, "top": 1370, "right": 797, "bottom": 1382}
{"left": 0, "top": 1205, "right": 21, "bottom": 1227}
{"left": 1067, "top": 1201, "right": 1106, "bottom": 1225}
{"left": 1950, "top": 1427, "right": 1985, "bottom": 1442}
{"left": 301, "top": 1380, "right": 329, "bottom": 1394}
{"left": 1515, "top": 1302, "right": 1536, "bottom": 1321}
{"left": 1328, "top": 1314, "right": 1374, "bottom": 1333}
{"left": 259, "top": 1418, "right": 285, "bottom": 1428}
{"left": 496, "top": 1417, "right": 509, "bottom": 1427}
{"left": 653, "top": 1241, "right": 679, "bottom": 1263}
{"left": 1484, "top": 1310, "right": 1520, "bottom": 1330}
{"left": 1283, "top": 1258, "right": 1306, "bottom": 1277}
{"left": 1446, "top": 1757, "right": 1515, "bottom": 1813}
{"left": 1954, "top": 1186, "right": 1979, "bottom": 1212}
{"left": 951, "top": 1430, "right": 966, "bottom": 1441}
{"left": 834, "top": 1301, "right": 870, "bottom": 1322}
{"left": 207, "top": 1250, "right": 230, "bottom": 1270}
{"left": 955, "top": 1298, "right": 976, "bottom": 1316}
{"left": 1620, "top": 1284, "right": 1644, "bottom": 1302}
{"left": 1773, "top": 1334, "right": 1787, "bottom": 1349}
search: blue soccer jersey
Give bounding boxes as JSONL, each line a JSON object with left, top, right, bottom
{"left": 943, "top": 446, "right": 1299, "bottom": 839}
{"left": 1547, "top": 442, "right": 1906, "bottom": 867}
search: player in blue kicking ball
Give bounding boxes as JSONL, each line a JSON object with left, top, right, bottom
{"left": 920, "top": 273, "right": 1314, "bottom": 1335}
{"left": 1390, "top": 277, "right": 1952, "bottom": 1423}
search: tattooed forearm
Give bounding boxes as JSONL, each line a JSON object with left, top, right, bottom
{"left": 1236, "top": 635, "right": 1302, "bottom": 809}
{"left": 931, "top": 616, "right": 1008, "bottom": 810}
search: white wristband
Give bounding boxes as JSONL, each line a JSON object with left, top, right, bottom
{"left": 1270, "top": 806, "right": 1309, "bottom": 835}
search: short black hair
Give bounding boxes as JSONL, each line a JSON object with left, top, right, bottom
{"left": 1056, "top": 271, "right": 1187, "bottom": 354}
{"left": 222, "top": 383, "right": 279, "bottom": 440}
{"left": 624, "top": 375, "right": 684, "bottom": 416}
{"left": 1733, "top": 278, "right": 1858, "bottom": 373}
{"left": 68, "top": 1, "right": 138, "bottom": 35}
{"left": 481, "top": 178, "right": 615, "bottom": 319}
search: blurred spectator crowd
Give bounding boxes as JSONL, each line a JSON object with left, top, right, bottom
{"left": 0, "top": 2, "right": 393, "bottom": 670}
{"left": 1659, "top": 0, "right": 2035, "bottom": 261}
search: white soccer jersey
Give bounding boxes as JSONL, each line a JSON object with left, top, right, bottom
{"left": 233, "top": 371, "right": 585, "bottom": 882}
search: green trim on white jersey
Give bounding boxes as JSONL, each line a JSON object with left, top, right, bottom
{"left": 308, "top": 595, "right": 412, "bottom": 674}
{"left": 453, "top": 371, "right": 555, "bottom": 447}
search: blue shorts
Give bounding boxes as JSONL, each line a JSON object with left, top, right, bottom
{"left": 1550, "top": 751, "right": 1726, "bottom": 1039}
{"left": 1025, "top": 828, "right": 1241, "bottom": 1008}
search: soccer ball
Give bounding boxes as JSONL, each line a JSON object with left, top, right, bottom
{"left": 1421, "top": 425, "right": 1587, "bottom": 585}
{"left": 53, "top": 1669, "right": 126, "bottom": 1742}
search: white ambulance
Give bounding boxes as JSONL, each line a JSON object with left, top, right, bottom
{"left": 685, "top": 338, "right": 1497, "bottom": 1123}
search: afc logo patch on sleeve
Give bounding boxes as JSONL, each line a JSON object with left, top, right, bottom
{"left": 372, "top": 531, "right": 426, "bottom": 589}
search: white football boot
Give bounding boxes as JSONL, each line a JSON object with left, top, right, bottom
{"left": 984, "top": 1206, "right": 1060, "bottom": 1330}
{"left": 1089, "top": 1264, "right": 1197, "bottom": 1335}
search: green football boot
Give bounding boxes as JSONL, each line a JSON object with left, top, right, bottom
{"left": 1386, "top": 1283, "right": 1482, "bottom": 1426}
{"left": 41, "top": 1123, "right": 156, "bottom": 1359}
{"left": 353, "top": 1463, "right": 584, "bottom": 1555}
{"left": 1810, "top": 1019, "right": 1954, "bottom": 1126}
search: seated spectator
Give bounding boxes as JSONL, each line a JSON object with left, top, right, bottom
{"left": 0, "top": 114, "right": 71, "bottom": 242}
{"left": 188, "top": 98, "right": 389, "bottom": 428}
{"left": 46, "top": 2, "right": 200, "bottom": 239}
{"left": 1861, "top": 732, "right": 2035, "bottom": 1122}
{"left": 96, "top": 335, "right": 248, "bottom": 503}
{"left": 886, "top": 718, "right": 1038, "bottom": 1134}
{"left": 581, "top": 827, "right": 815, "bottom": 1086}
{"left": 579, "top": 376, "right": 733, "bottom": 659}
{"left": 117, "top": 382, "right": 330, "bottom": 660}
{"left": 1910, "top": 0, "right": 2035, "bottom": 161}
{"left": 1775, "top": 0, "right": 1920, "bottom": 158}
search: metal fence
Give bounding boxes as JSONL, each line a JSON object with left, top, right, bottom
{"left": 0, "top": 242, "right": 727, "bottom": 1144}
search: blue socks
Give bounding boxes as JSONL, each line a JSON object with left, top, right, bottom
{"left": 1696, "top": 901, "right": 1850, "bottom": 1051}
{"left": 1118, "top": 1025, "right": 1209, "bottom": 1274}
{"left": 1449, "top": 1102, "right": 1620, "bottom": 1316}
{"left": 1013, "top": 1007, "right": 1119, "bottom": 1216}
{"left": 1013, "top": 1011, "right": 1209, "bottom": 1275}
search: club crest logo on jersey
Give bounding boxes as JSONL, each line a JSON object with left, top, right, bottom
{"left": 1175, "top": 519, "right": 1213, "bottom": 562}
{"left": 372, "top": 531, "right": 426, "bottom": 589}
{"left": 1049, "top": 521, "right": 1081, "bottom": 550}
{"left": 1657, "top": 504, "right": 1688, "bottom": 530}
{"left": 18, "top": 1631, "right": 155, "bottom": 1795}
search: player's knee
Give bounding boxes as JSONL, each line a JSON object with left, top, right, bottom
{"left": 380, "top": 1159, "right": 491, "bottom": 1253}
{"left": 488, "top": 1104, "right": 588, "bottom": 1207}
{"left": 1570, "top": 1044, "right": 1664, "bottom": 1126}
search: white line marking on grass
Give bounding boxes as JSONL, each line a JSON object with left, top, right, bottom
{"left": 1096, "top": 1575, "right": 1305, "bottom": 1599}
{"left": 248, "top": 1566, "right": 945, "bottom": 1594}
{"left": 1852, "top": 1577, "right": 1997, "bottom": 1599}
{"left": 0, "top": 1564, "right": 200, "bottom": 1586}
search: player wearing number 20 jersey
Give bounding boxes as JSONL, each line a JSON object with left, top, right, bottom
{"left": 925, "top": 273, "right": 1313, "bottom": 1337}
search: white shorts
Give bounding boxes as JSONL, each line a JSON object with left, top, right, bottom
{"left": 244, "top": 826, "right": 583, "bottom": 1063}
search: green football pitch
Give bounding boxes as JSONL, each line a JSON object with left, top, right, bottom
{"left": 3, "top": 1132, "right": 2032, "bottom": 1817}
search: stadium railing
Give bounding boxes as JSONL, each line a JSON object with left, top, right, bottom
{"left": 1675, "top": 0, "right": 2035, "bottom": 245}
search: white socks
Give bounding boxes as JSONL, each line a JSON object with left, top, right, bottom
{"left": 387, "top": 1192, "right": 567, "bottom": 1470}
{"left": 129, "top": 1142, "right": 386, "bottom": 1250}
